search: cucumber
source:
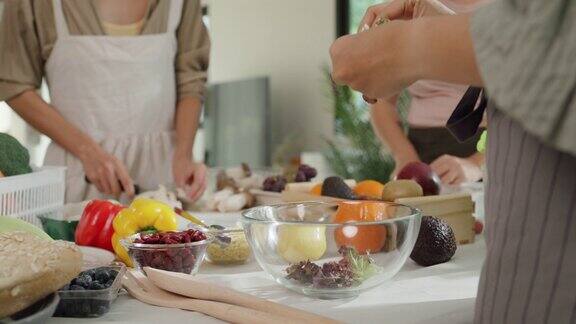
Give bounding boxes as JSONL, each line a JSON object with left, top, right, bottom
{"left": 0, "top": 216, "right": 53, "bottom": 240}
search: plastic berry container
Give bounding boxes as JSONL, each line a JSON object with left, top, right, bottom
{"left": 123, "top": 231, "right": 211, "bottom": 275}
{"left": 54, "top": 264, "right": 126, "bottom": 318}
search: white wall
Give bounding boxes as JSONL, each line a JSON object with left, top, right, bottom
{"left": 207, "top": 0, "right": 336, "bottom": 155}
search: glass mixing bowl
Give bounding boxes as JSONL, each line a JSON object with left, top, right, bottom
{"left": 242, "top": 201, "right": 421, "bottom": 299}
{"left": 122, "top": 233, "right": 211, "bottom": 275}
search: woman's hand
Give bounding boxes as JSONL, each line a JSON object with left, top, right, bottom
{"left": 172, "top": 155, "right": 208, "bottom": 202}
{"left": 359, "top": 0, "right": 454, "bottom": 31}
{"left": 79, "top": 144, "right": 135, "bottom": 198}
{"left": 331, "top": 21, "right": 419, "bottom": 100}
{"left": 350, "top": 0, "right": 455, "bottom": 103}
{"left": 332, "top": 14, "right": 481, "bottom": 100}
{"left": 430, "top": 154, "right": 483, "bottom": 185}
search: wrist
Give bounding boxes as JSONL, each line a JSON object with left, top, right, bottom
{"left": 397, "top": 21, "right": 426, "bottom": 85}
{"left": 467, "top": 153, "right": 484, "bottom": 167}
{"left": 402, "top": 18, "right": 438, "bottom": 82}
{"left": 173, "top": 147, "right": 193, "bottom": 161}
{"left": 392, "top": 145, "right": 420, "bottom": 164}
{"left": 75, "top": 139, "right": 102, "bottom": 162}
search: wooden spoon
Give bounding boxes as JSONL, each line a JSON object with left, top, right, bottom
{"left": 144, "top": 267, "right": 340, "bottom": 324}
{"left": 123, "top": 270, "right": 294, "bottom": 324}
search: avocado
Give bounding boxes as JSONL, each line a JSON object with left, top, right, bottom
{"left": 321, "top": 176, "right": 356, "bottom": 200}
{"left": 0, "top": 133, "right": 32, "bottom": 176}
{"left": 410, "top": 216, "right": 457, "bottom": 266}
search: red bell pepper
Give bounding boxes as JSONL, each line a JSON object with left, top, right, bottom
{"left": 75, "top": 200, "right": 124, "bottom": 252}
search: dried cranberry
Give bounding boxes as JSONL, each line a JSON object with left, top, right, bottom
{"left": 130, "top": 229, "right": 207, "bottom": 274}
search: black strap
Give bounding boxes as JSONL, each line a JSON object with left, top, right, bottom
{"left": 446, "top": 86, "right": 487, "bottom": 142}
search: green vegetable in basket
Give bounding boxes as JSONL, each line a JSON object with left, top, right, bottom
{"left": 0, "top": 216, "right": 52, "bottom": 240}
{"left": 0, "top": 133, "right": 33, "bottom": 176}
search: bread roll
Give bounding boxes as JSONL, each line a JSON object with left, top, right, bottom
{"left": 0, "top": 231, "right": 82, "bottom": 318}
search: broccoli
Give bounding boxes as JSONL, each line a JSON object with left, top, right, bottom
{"left": 0, "top": 133, "right": 33, "bottom": 176}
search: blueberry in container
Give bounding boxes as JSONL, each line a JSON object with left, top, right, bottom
{"left": 54, "top": 264, "right": 126, "bottom": 318}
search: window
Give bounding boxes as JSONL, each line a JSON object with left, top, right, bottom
{"left": 337, "top": 0, "right": 383, "bottom": 36}
{"left": 202, "top": 4, "right": 210, "bottom": 29}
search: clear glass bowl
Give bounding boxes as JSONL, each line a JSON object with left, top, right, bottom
{"left": 205, "top": 228, "right": 252, "bottom": 265}
{"left": 242, "top": 201, "right": 421, "bottom": 299}
{"left": 122, "top": 234, "right": 211, "bottom": 275}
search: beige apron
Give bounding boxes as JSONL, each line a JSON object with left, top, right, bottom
{"left": 44, "top": 0, "right": 183, "bottom": 203}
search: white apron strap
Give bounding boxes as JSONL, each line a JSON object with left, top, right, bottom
{"left": 168, "top": 0, "right": 184, "bottom": 32}
{"left": 52, "top": 0, "right": 70, "bottom": 38}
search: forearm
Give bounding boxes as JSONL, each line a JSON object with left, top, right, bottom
{"left": 331, "top": 14, "right": 483, "bottom": 99}
{"left": 7, "top": 90, "right": 99, "bottom": 160}
{"left": 173, "top": 97, "right": 202, "bottom": 160}
{"left": 370, "top": 99, "right": 418, "bottom": 161}
{"left": 412, "top": 14, "right": 483, "bottom": 86}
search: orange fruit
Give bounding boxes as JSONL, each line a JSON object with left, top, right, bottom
{"left": 310, "top": 184, "right": 322, "bottom": 196}
{"left": 333, "top": 201, "right": 389, "bottom": 254}
{"left": 335, "top": 225, "right": 386, "bottom": 255}
{"left": 334, "top": 201, "right": 392, "bottom": 221}
{"left": 353, "top": 180, "right": 385, "bottom": 200}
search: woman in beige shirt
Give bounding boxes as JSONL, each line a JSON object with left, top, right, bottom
{"left": 0, "top": 0, "right": 210, "bottom": 202}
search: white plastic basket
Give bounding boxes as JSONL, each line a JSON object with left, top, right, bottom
{"left": 0, "top": 166, "right": 66, "bottom": 227}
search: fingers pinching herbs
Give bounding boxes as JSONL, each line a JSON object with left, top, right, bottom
{"left": 358, "top": 0, "right": 417, "bottom": 33}
{"left": 363, "top": 95, "right": 378, "bottom": 104}
{"left": 357, "top": 0, "right": 453, "bottom": 33}
{"left": 358, "top": 4, "right": 381, "bottom": 32}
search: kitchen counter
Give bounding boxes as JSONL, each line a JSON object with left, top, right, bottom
{"left": 49, "top": 212, "right": 486, "bottom": 324}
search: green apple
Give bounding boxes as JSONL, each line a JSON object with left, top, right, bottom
{"left": 277, "top": 225, "right": 326, "bottom": 263}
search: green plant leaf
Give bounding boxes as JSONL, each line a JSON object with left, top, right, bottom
{"left": 323, "top": 68, "right": 408, "bottom": 183}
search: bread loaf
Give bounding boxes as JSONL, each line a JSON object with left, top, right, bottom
{"left": 0, "top": 231, "right": 82, "bottom": 317}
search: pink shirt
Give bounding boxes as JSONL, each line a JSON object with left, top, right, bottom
{"left": 407, "top": 0, "right": 489, "bottom": 128}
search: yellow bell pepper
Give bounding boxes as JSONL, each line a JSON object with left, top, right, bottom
{"left": 112, "top": 198, "right": 179, "bottom": 266}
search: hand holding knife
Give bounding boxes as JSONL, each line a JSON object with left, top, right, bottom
{"left": 84, "top": 176, "right": 140, "bottom": 197}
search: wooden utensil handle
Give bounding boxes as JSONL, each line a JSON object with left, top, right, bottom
{"left": 209, "top": 287, "right": 337, "bottom": 324}
{"left": 145, "top": 268, "right": 339, "bottom": 324}
{"left": 124, "top": 278, "right": 292, "bottom": 324}
{"left": 178, "top": 299, "right": 294, "bottom": 324}
{"left": 162, "top": 279, "right": 337, "bottom": 323}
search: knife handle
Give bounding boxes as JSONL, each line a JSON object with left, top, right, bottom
{"left": 84, "top": 176, "right": 140, "bottom": 195}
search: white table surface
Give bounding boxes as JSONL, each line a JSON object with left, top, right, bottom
{"left": 49, "top": 212, "right": 486, "bottom": 324}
